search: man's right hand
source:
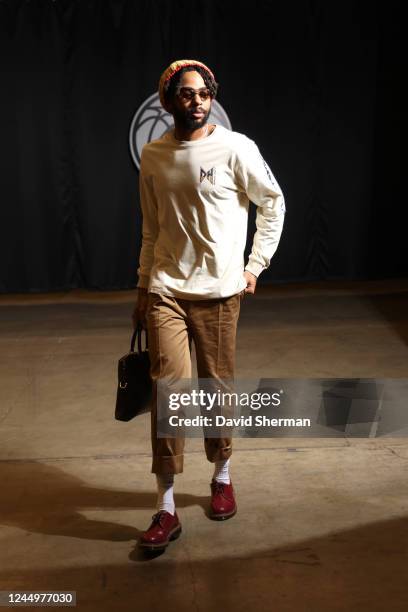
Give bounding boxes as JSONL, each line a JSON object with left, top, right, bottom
{"left": 132, "top": 288, "right": 149, "bottom": 330}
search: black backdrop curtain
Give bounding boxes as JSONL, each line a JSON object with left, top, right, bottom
{"left": 0, "top": 0, "right": 406, "bottom": 293}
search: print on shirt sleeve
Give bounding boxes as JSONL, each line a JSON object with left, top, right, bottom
{"left": 260, "top": 154, "right": 286, "bottom": 214}
{"left": 262, "top": 158, "right": 275, "bottom": 186}
{"left": 259, "top": 154, "right": 286, "bottom": 213}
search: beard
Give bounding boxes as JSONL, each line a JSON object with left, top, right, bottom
{"left": 172, "top": 105, "right": 210, "bottom": 131}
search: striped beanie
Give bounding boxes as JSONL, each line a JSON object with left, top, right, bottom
{"left": 158, "top": 59, "right": 215, "bottom": 108}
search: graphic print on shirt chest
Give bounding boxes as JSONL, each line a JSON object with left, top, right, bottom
{"left": 200, "top": 166, "right": 216, "bottom": 185}
{"left": 196, "top": 159, "right": 236, "bottom": 199}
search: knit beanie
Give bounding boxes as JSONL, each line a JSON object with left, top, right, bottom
{"left": 158, "top": 59, "right": 215, "bottom": 108}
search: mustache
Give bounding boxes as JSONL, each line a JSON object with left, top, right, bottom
{"left": 188, "top": 108, "right": 206, "bottom": 115}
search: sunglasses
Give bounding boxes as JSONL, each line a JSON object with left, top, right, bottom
{"left": 177, "top": 87, "right": 212, "bottom": 102}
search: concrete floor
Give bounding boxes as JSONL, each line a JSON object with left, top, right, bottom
{"left": 1, "top": 279, "right": 408, "bottom": 611}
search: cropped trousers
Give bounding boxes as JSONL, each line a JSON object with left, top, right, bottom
{"left": 146, "top": 290, "right": 244, "bottom": 474}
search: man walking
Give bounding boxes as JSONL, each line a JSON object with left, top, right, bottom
{"left": 132, "top": 59, "right": 285, "bottom": 552}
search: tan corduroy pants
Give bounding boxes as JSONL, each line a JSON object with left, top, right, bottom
{"left": 146, "top": 290, "right": 244, "bottom": 474}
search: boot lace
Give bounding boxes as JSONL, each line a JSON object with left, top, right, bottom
{"left": 212, "top": 481, "right": 225, "bottom": 495}
{"left": 151, "top": 511, "right": 167, "bottom": 526}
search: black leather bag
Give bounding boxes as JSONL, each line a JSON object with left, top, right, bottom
{"left": 115, "top": 326, "right": 152, "bottom": 421}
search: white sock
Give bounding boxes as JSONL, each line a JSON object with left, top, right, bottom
{"left": 156, "top": 473, "right": 175, "bottom": 515}
{"left": 213, "top": 458, "right": 231, "bottom": 484}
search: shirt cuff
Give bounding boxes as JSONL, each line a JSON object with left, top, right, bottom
{"left": 244, "top": 262, "right": 263, "bottom": 278}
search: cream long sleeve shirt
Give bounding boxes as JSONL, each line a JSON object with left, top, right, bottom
{"left": 137, "top": 124, "right": 285, "bottom": 299}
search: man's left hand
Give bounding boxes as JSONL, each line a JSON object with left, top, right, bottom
{"left": 243, "top": 270, "right": 257, "bottom": 295}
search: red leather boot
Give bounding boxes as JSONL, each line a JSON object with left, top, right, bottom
{"left": 139, "top": 511, "right": 182, "bottom": 551}
{"left": 209, "top": 479, "right": 237, "bottom": 520}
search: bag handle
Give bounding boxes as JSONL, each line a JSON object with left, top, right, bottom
{"left": 130, "top": 325, "right": 149, "bottom": 353}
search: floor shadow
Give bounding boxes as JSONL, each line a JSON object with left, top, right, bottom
{"left": 0, "top": 461, "right": 208, "bottom": 542}
{"left": 1, "top": 514, "right": 408, "bottom": 611}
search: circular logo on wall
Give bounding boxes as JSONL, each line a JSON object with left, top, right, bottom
{"left": 129, "top": 92, "right": 232, "bottom": 171}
